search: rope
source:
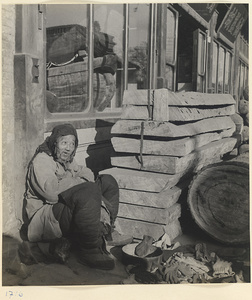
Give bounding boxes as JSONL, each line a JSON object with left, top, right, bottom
{"left": 139, "top": 121, "right": 144, "bottom": 169}
{"left": 148, "top": 89, "right": 154, "bottom": 120}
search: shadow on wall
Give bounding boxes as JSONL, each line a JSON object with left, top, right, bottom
{"left": 86, "top": 119, "right": 116, "bottom": 177}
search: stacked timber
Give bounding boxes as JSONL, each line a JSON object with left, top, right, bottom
{"left": 101, "top": 89, "right": 238, "bottom": 242}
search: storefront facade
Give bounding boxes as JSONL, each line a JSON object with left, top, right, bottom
{"left": 2, "top": 3, "right": 249, "bottom": 236}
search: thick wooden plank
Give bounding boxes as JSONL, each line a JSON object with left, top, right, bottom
{"left": 111, "top": 137, "right": 237, "bottom": 174}
{"left": 123, "top": 89, "right": 236, "bottom": 106}
{"left": 219, "top": 127, "right": 235, "bottom": 138}
{"left": 118, "top": 203, "right": 181, "bottom": 224}
{"left": 99, "top": 167, "right": 182, "bottom": 192}
{"left": 121, "top": 104, "right": 235, "bottom": 121}
{"left": 153, "top": 89, "right": 169, "bottom": 121}
{"left": 192, "top": 137, "right": 237, "bottom": 172}
{"left": 169, "top": 105, "right": 236, "bottom": 121}
{"left": 111, "top": 130, "right": 232, "bottom": 157}
{"left": 119, "top": 186, "right": 182, "bottom": 208}
{"left": 111, "top": 116, "right": 235, "bottom": 138}
{"left": 112, "top": 136, "right": 194, "bottom": 156}
{"left": 115, "top": 218, "right": 182, "bottom": 241}
{"left": 113, "top": 155, "right": 179, "bottom": 174}
{"left": 168, "top": 91, "right": 236, "bottom": 106}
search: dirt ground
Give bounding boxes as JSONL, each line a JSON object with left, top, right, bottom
{"left": 2, "top": 222, "right": 250, "bottom": 286}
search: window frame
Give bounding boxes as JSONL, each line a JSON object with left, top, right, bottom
{"left": 238, "top": 58, "right": 248, "bottom": 100}
{"left": 44, "top": 3, "right": 158, "bottom": 125}
{"left": 165, "top": 4, "right": 178, "bottom": 91}
{"left": 192, "top": 28, "right": 208, "bottom": 92}
{"left": 209, "top": 38, "right": 233, "bottom": 94}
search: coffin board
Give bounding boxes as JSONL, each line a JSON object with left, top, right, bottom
{"left": 111, "top": 137, "right": 237, "bottom": 174}
{"left": 111, "top": 116, "right": 235, "bottom": 138}
{"left": 121, "top": 104, "right": 235, "bottom": 121}
{"left": 114, "top": 218, "right": 182, "bottom": 241}
{"left": 119, "top": 186, "right": 182, "bottom": 208}
{"left": 99, "top": 167, "right": 182, "bottom": 192}
{"left": 153, "top": 88, "right": 169, "bottom": 121}
{"left": 111, "top": 130, "right": 233, "bottom": 157}
{"left": 169, "top": 105, "right": 235, "bottom": 122}
{"left": 123, "top": 89, "right": 235, "bottom": 107}
{"left": 118, "top": 203, "right": 181, "bottom": 224}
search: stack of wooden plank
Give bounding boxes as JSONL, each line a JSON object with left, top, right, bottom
{"left": 100, "top": 89, "right": 238, "bottom": 242}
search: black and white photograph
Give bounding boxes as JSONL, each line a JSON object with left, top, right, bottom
{"left": 1, "top": 1, "right": 251, "bottom": 298}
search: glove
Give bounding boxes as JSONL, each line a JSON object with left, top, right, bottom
{"left": 212, "top": 256, "right": 235, "bottom": 278}
{"left": 177, "top": 263, "right": 194, "bottom": 281}
{"left": 163, "top": 263, "right": 180, "bottom": 284}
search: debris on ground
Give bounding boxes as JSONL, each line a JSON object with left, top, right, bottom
{"left": 122, "top": 241, "right": 249, "bottom": 284}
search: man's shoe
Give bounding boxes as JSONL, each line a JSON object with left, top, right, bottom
{"left": 78, "top": 247, "right": 115, "bottom": 270}
{"left": 106, "top": 230, "right": 133, "bottom": 247}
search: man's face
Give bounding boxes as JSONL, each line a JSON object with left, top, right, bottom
{"left": 55, "top": 135, "right": 76, "bottom": 162}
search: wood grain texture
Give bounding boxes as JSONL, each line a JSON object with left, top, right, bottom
{"left": 111, "top": 131, "right": 233, "bottom": 157}
{"left": 111, "top": 137, "right": 237, "bottom": 174}
{"left": 121, "top": 104, "right": 235, "bottom": 121}
{"left": 99, "top": 167, "right": 183, "bottom": 192}
{"left": 122, "top": 89, "right": 235, "bottom": 106}
{"left": 114, "top": 218, "right": 182, "bottom": 241}
{"left": 169, "top": 105, "right": 235, "bottom": 121}
{"left": 153, "top": 88, "right": 169, "bottom": 121}
{"left": 111, "top": 116, "right": 235, "bottom": 138}
{"left": 119, "top": 186, "right": 182, "bottom": 208}
{"left": 118, "top": 203, "right": 181, "bottom": 224}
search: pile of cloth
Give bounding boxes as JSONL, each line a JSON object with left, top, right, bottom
{"left": 122, "top": 242, "right": 245, "bottom": 284}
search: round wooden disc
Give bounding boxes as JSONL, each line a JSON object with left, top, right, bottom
{"left": 188, "top": 161, "right": 249, "bottom": 244}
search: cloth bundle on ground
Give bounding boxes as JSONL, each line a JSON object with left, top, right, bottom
{"left": 122, "top": 243, "right": 244, "bottom": 284}
{"left": 155, "top": 243, "right": 237, "bottom": 284}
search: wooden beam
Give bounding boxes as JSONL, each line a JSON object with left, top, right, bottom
{"left": 111, "top": 137, "right": 237, "bottom": 174}
{"left": 114, "top": 218, "right": 182, "bottom": 241}
{"left": 169, "top": 105, "right": 235, "bottom": 121}
{"left": 169, "top": 91, "right": 236, "bottom": 106}
{"left": 99, "top": 167, "right": 183, "bottom": 192}
{"left": 153, "top": 88, "right": 169, "bottom": 121}
{"left": 123, "top": 89, "right": 236, "bottom": 106}
{"left": 111, "top": 116, "right": 235, "bottom": 138}
{"left": 121, "top": 104, "right": 235, "bottom": 121}
{"left": 118, "top": 203, "right": 181, "bottom": 224}
{"left": 119, "top": 186, "right": 182, "bottom": 208}
{"left": 111, "top": 130, "right": 233, "bottom": 157}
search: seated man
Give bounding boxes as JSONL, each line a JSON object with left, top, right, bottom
{"left": 20, "top": 123, "right": 132, "bottom": 270}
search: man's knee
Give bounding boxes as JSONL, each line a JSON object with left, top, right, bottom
{"left": 59, "top": 182, "right": 102, "bottom": 210}
{"left": 97, "top": 174, "right": 119, "bottom": 191}
{"left": 99, "top": 174, "right": 118, "bottom": 186}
